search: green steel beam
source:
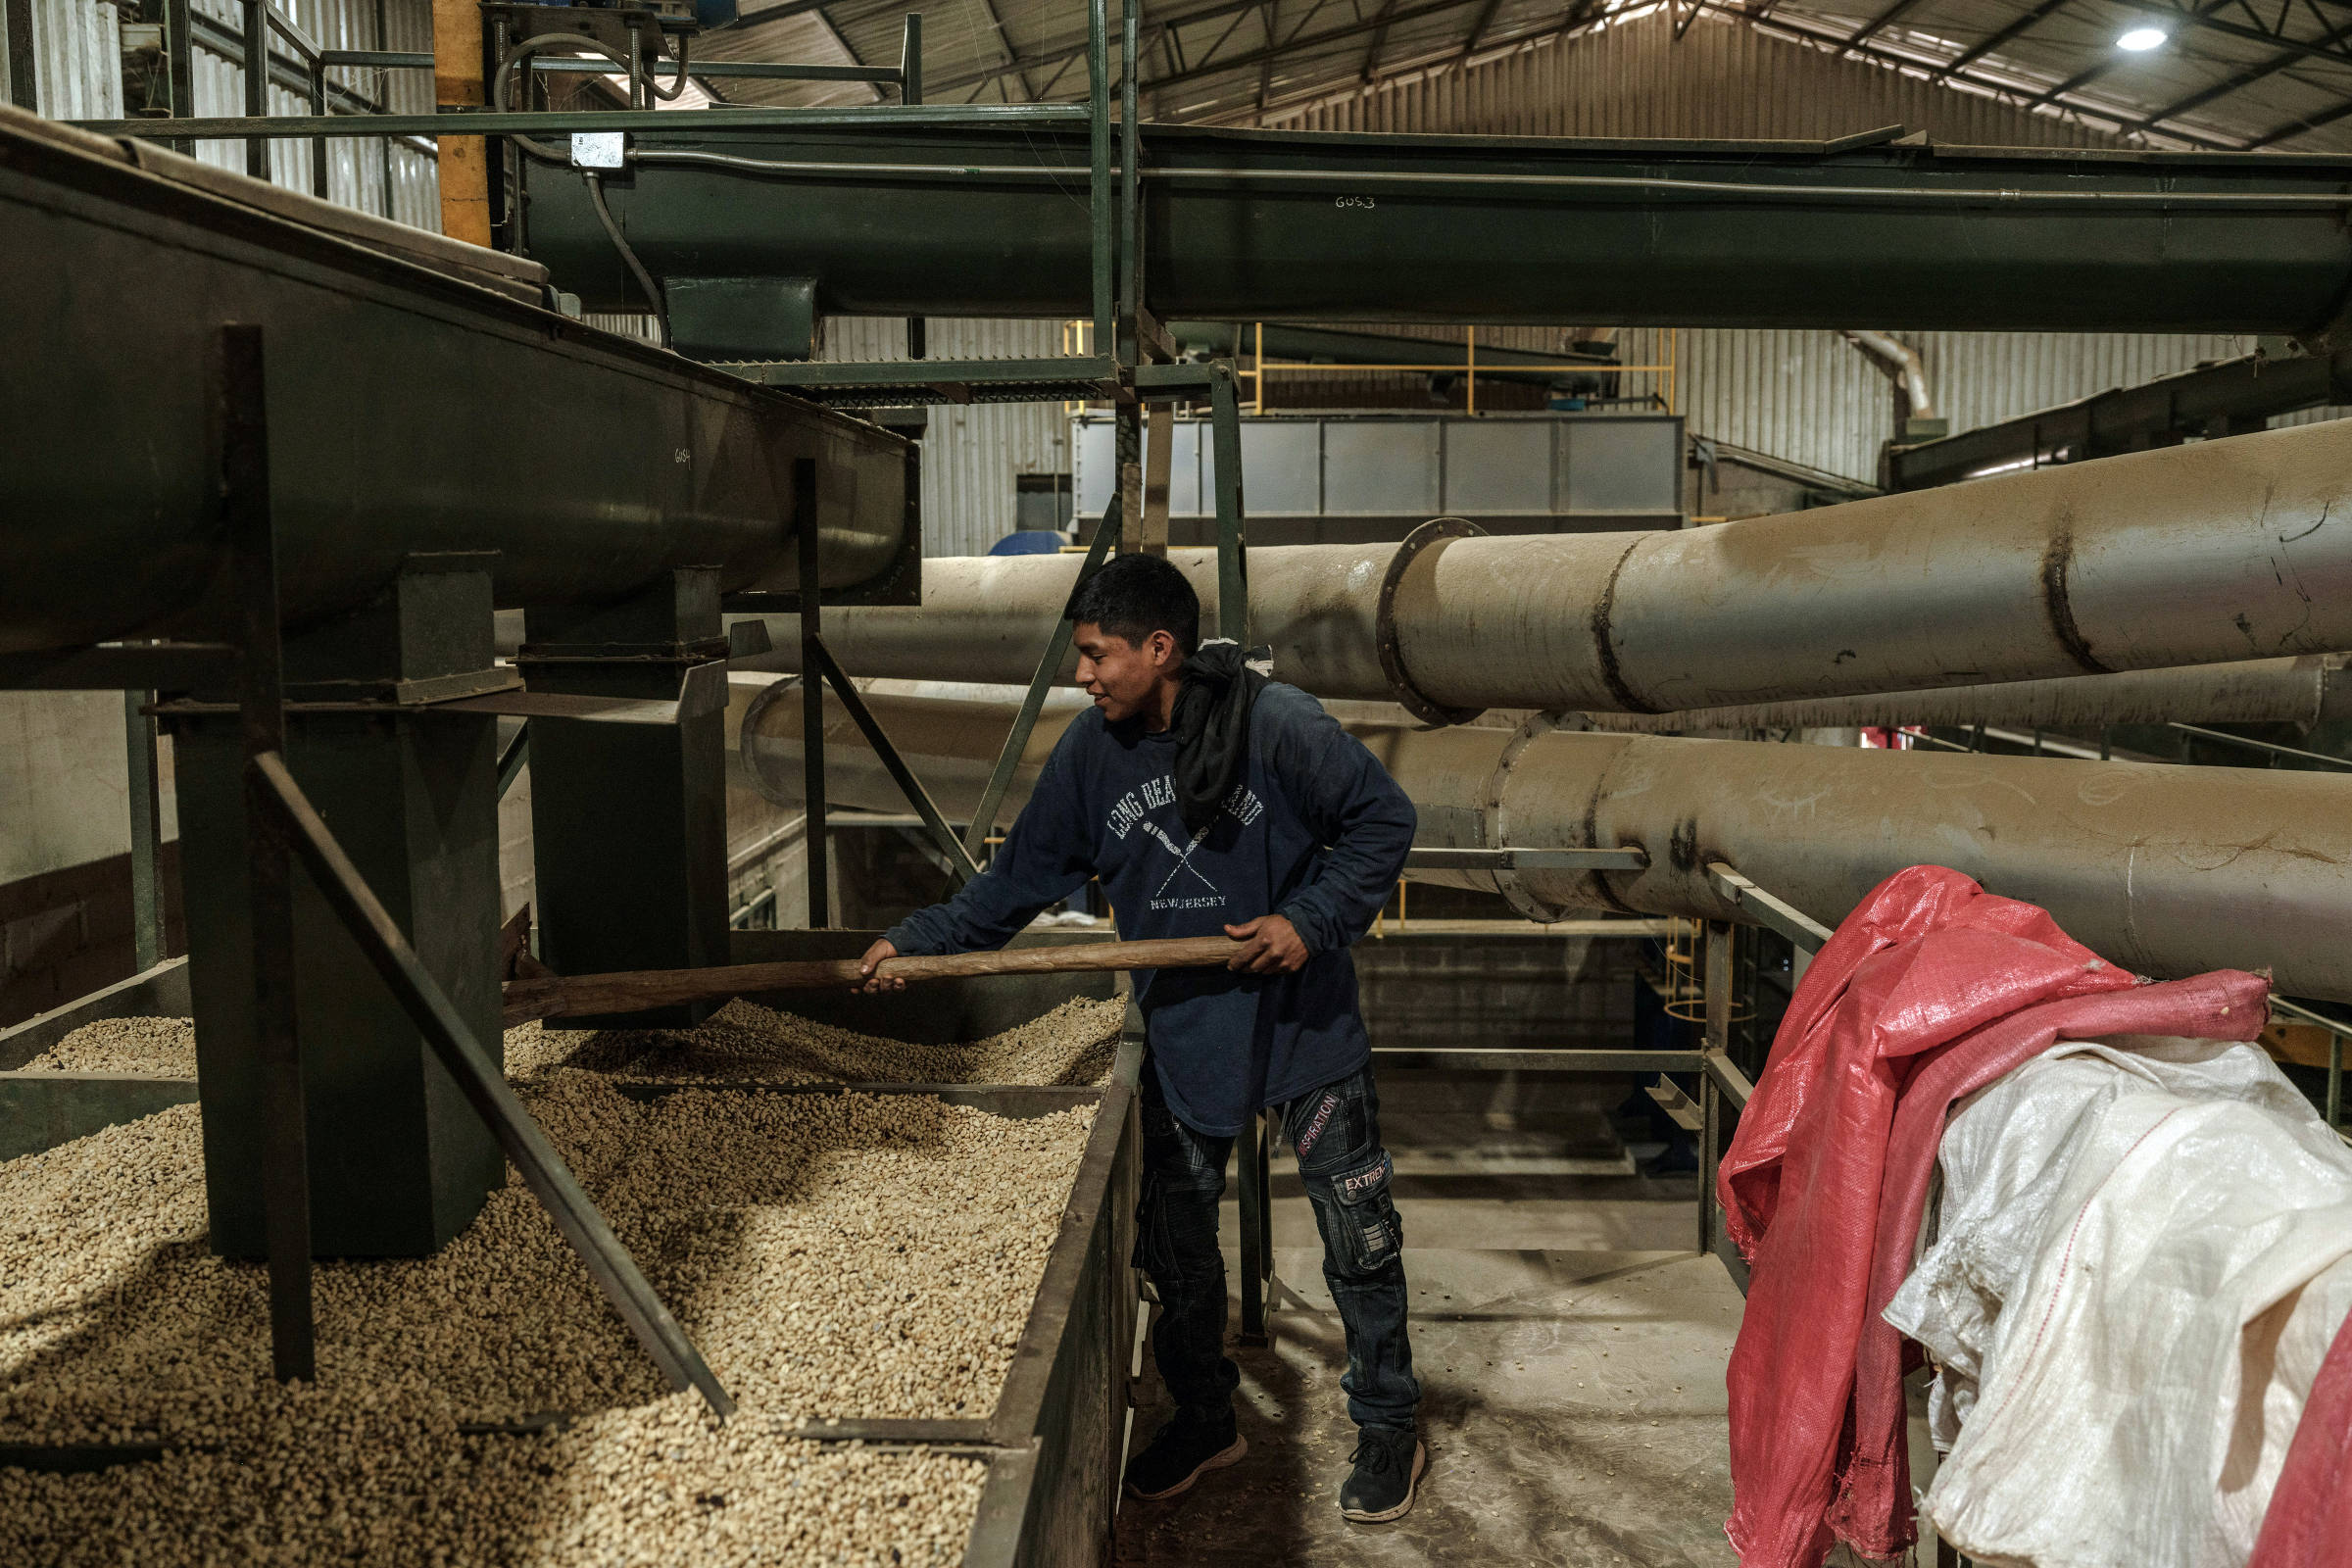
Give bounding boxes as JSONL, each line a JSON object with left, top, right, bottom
{"left": 1168, "top": 320, "right": 1621, "bottom": 387}
{"left": 65, "top": 103, "right": 1088, "bottom": 137}
{"left": 742, "top": 355, "right": 1117, "bottom": 385}
{"left": 1208, "top": 366, "right": 1248, "bottom": 644}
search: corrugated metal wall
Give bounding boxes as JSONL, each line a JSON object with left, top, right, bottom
{"left": 1917, "top": 331, "right": 2252, "bottom": 439}
{"left": 27, "top": 0, "right": 122, "bottom": 119}
{"left": 1630, "top": 326, "right": 2258, "bottom": 484}
{"left": 182, "top": 0, "right": 439, "bottom": 226}
{"left": 2272, "top": 404, "right": 2352, "bottom": 429}
{"left": 1648, "top": 327, "right": 1886, "bottom": 487}
{"left": 825, "top": 317, "right": 1071, "bottom": 557}
{"left": 26, "top": 0, "right": 438, "bottom": 225}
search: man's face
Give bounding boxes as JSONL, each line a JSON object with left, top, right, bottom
{"left": 1073, "top": 624, "right": 1178, "bottom": 722}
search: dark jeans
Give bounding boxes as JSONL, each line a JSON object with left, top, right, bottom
{"left": 1134, "top": 1054, "right": 1420, "bottom": 1433}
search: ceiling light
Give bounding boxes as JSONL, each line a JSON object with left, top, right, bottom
{"left": 2116, "top": 26, "right": 2167, "bottom": 50}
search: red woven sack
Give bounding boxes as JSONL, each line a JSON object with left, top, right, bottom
{"left": 1718, "top": 864, "right": 2269, "bottom": 1568}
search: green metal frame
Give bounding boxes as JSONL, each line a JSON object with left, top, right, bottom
{"left": 806, "top": 635, "right": 981, "bottom": 888}
{"left": 74, "top": 9, "right": 1261, "bottom": 1236}
{"left": 66, "top": 103, "right": 1090, "bottom": 136}
{"left": 960, "top": 495, "right": 1125, "bottom": 862}
{"left": 66, "top": 0, "right": 1152, "bottom": 407}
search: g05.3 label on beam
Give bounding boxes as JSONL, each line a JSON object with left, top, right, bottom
{"left": 1334, "top": 194, "right": 1375, "bottom": 209}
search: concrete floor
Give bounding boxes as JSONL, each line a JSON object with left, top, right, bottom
{"left": 1112, "top": 1074, "right": 1745, "bottom": 1568}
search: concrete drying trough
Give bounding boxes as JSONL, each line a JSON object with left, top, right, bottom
{"left": 0, "top": 933, "right": 1141, "bottom": 1568}
{"left": 684, "top": 929, "right": 1146, "bottom": 1568}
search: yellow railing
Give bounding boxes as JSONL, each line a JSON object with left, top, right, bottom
{"left": 1240, "top": 323, "right": 1679, "bottom": 416}
{"left": 1058, "top": 319, "right": 1683, "bottom": 419}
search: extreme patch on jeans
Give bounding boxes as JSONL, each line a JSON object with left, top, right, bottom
{"left": 1330, "top": 1150, "right": 1398, "bottom": 1269}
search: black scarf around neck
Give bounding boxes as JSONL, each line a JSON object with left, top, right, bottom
{"left": 1167, "top": 639, "right": 1270, "bottom": 835}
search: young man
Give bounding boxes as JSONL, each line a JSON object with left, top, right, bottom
{"left": 856, "top": 553, "right": 1426, "bottom": 1521}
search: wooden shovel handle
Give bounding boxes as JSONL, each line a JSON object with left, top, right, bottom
{"left": 501, "top": 934, "right": 1247, "bottom": 1026}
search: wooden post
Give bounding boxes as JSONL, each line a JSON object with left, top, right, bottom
{"left": 797, "top": 460, "right": 828, "bottom": 929}
{"left": 1138, "top": 403, "right": 1172, "bottom": 558}
{"left": 431, "top": 0, "right": 492, "bottom": 246}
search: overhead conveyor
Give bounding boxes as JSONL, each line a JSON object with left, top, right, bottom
{"left": 504, "top": 121, "right": 2352, "bottom": 336}
{"left": 65, "top": 98, "right": 2352, "bottom": 341}
{"left": 0, "top": 105, "right": 915, "bottom": 657}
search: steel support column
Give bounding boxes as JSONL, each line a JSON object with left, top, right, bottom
{"left": 901, "top": 11, "right": 924, "bottom": 361}
{"left": 125, "top": 688, "right": 166, "bottom": 972}
{"left": 522, "top": 571, "right": 730, "bottom": 1023}
{"left": 3, "top": 0, "right": 33, "bottom": 110}
{"left": 164, "top": 0, "right": 195, "bottom": 153}
{"left": 798, "top": 462, "right": 829, "bottom": 929}
{"left": 239, "top": 0, "right": 269, "bottom": 180}
{"left": 221, "top": 323, "right": 314, "bottom": 1376}
{"left": 1698, "top": 920, "right": 1730, "bottom": 1260}
{"left": 1237, "top": 1110, "right": 1272, "bottom": 1346}
{"left": 177, "top": 552, "right": 507, "bottom": 1259}
{"left": 1207, "top": 366, "right": 1249, "bottom": 644}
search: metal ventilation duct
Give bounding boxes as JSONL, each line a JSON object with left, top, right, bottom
{"left": 749, "top": 416, "right": 2352, "bottom": 720}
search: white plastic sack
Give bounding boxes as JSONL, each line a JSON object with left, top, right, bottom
{"left": 1884, "top": 1037, "right": 2352, "bottom": 1568}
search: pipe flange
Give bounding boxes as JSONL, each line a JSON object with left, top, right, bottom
{"left": 1481, "top": 710, "right": 1579, "bottom": 924}
{"left": 1377, "top": 517, "right": 1487, "bottom": 729}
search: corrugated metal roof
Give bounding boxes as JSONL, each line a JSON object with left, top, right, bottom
{"left": 1260, "top": 7, "right": 2118, "bottom": 142}
{"left": 716, "top": 0, "right": 2352, "bottom": 150}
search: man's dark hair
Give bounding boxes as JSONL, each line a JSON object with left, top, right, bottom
{"left": 1068, "top": 552, "right": 1200, "bottom": 659}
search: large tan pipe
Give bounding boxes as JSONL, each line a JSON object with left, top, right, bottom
{"left": 1576, "top": 655, "right": 2352, "bottom": 733}
{"left": 737, "top": 680, "right": 2352, "bottom": 1002}
{"left": 747, "top": 418, "right": 2352, "bottom": 718}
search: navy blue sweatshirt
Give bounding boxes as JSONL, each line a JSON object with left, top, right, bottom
{"left": 885, "top": 682, "right": 1416, "bottom": 1136}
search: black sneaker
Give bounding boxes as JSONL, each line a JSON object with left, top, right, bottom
{"left": 1123, "top": 1409, "right": 1248, "bottom": 1501}
{"left": 1339, "top": 1426, "right": 1426, "bottom": 1523}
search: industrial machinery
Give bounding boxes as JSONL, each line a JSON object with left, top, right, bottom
{"left": 510, "top": 123, "right": 2352, "bottom": 338}
{"left": 17, "top": 3, "right": 2352, "bottom": 1556}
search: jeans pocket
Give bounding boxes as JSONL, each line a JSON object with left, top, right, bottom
{"left": 1326, "top": 1150, "right": 1400, "bottom": 1273}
